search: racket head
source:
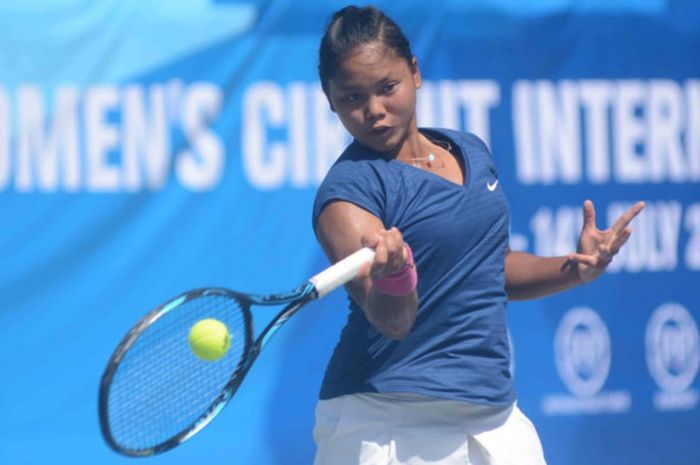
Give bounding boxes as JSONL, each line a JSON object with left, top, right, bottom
{"left": 99, "top": 288, "right": 254, "bottom": 457}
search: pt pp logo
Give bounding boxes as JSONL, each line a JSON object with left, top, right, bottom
{"left": 541, "top": 307, "right": 630, "bottom": 415}
{"left": 646, "top": 303, "right": 699, "bottom": 411}
{"left": 555, "top": 307, "right": 610, "bottom": 397}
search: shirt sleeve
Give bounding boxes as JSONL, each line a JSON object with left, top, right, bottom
{"left": 312, "top": 157, "right": 387, "bottom": 236}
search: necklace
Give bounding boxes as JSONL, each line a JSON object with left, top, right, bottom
{"left": 407, "top": 152, "right": 444, "bottom": 168}
{"left": 406, "top": 138, "right": 452, "bottom": 169}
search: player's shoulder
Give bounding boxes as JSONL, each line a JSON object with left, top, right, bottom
{"left": 321, "top": 141, "right": 386, "bottom": 183}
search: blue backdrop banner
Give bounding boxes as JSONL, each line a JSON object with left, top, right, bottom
{"left": 1, "top": 1, "right": 698, "bottom": 464}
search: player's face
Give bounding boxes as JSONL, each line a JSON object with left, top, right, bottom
{"left": 327, "top": 42, "right": 421, "bottom": 156}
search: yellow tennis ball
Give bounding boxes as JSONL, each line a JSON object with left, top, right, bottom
{"left": 188, "top": 318, "right": 231, "bottom": 361}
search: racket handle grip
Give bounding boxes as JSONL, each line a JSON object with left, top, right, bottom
{"left": 309, "top": 247, "right": 375, "bottom": 298}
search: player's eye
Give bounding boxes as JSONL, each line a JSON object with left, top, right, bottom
{"left": 382, "top": 82, "right": 397, "bottom": 94}
{"left": 343, "top": 93, "right": 363, "bottom": 103}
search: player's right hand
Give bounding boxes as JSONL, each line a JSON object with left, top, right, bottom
{"left": 361, "top": 227, "right": 408, "bottom": 279}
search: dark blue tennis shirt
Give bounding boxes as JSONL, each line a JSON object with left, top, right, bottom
{"left": 312, "top": 128, "right": 515, "bottom": 406}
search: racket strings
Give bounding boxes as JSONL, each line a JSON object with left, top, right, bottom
{"left": 105, "top": 292, "right": 249, "bottom": 452}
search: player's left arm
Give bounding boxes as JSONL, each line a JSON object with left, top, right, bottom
{"left": 505, "top": 200, "right": 645, "bottom": 301}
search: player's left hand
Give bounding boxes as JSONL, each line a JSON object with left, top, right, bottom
{"left": 567, "top": 200, "right": 645, "bottom": 283}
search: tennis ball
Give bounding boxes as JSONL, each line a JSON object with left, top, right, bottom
{"left": 188, "top": 318, "right": 231, "bottom": 361}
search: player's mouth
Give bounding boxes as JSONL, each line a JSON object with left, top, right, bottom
{"left": 370, "top": 126, "right": 392, "bottom": 137}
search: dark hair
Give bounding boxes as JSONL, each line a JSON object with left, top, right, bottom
{"left": 318, "top": 5, "right": 414, "bottom": 95}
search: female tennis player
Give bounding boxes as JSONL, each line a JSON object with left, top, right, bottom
{"left": 311, "top": 6, "right": 644, "bottom": 465}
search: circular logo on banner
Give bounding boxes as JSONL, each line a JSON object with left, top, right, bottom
{"left": 645, "top": 303, "right": 700, "bottom": 394}
{"left": 555, "top": 307, "right": 611, "bottom": 397}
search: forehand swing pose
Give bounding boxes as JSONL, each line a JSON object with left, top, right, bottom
{"left": 311, "top": 5, "right": 644, "bottom": 465}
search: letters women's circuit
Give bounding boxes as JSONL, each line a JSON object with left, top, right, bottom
{"left": 0, "top": 81, "right": 224, "bottom": 192}
{"left": 4, "top": 78, "right": 697, "bottom": 195}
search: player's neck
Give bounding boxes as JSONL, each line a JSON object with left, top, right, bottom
{"left": 394, "top": 126, "right": 424, "bottom": 163}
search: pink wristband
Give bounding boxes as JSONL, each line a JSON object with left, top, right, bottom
{"left": 372, "top": 244, "right": 418, "bottom": 296}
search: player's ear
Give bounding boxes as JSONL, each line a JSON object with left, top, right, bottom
{"left": 410, "top": 57, "right": 421, "bottom": 89}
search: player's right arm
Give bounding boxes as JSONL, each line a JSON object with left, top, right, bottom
{"left": 316, "top": 200, "right": 417, "bottom": 340}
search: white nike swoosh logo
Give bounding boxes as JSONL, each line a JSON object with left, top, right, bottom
{"left": 487, "top": 180, "right": 499, "bottom": 191}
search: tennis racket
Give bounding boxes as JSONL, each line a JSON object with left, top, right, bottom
{"left": 98, "top": 247, "right": 374, "bottom": 457}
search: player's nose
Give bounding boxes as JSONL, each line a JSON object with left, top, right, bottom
{"left": 364, "top": 95, "right": 386, "bottom": 121}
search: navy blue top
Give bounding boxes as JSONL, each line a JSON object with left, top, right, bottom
{"left": 312, "top": 128, "right": 514, "bottom": 406}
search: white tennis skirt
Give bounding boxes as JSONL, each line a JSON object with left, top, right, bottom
{"left": 313, "top": 392, "right": 547, "bottom": 465}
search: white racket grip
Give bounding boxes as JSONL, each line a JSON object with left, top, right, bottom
{"left": 309, "top": 247, "right": 375, "bottom": 298}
